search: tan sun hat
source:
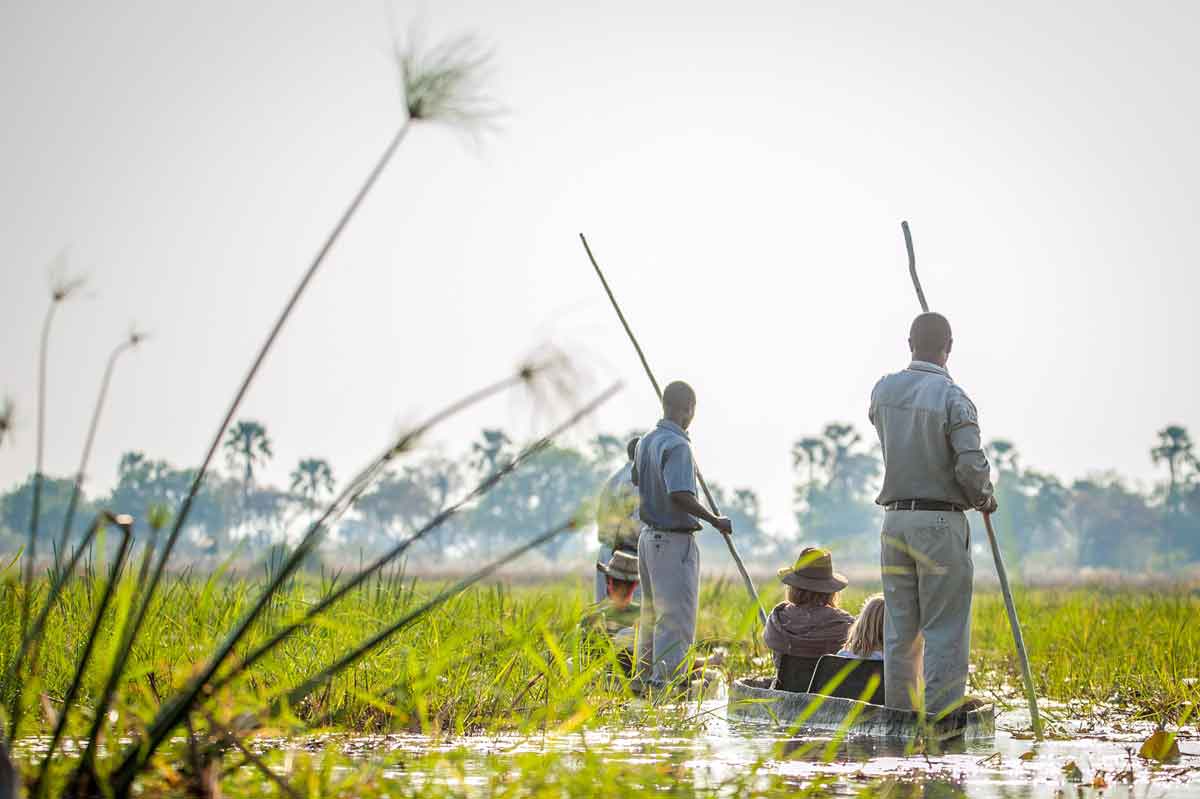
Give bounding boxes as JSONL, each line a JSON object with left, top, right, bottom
{"left": 597, "top": 549, "right": 639, "bottom": 583}
{"left": 777, "top": 546, "right": 848, "bottom": 593}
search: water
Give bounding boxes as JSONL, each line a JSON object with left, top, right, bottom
{"left": 12, "top": 703, "right": 1196, "bottom": 796}
{"left": 318, "top": 704, "right": 1199, "bottom": 798}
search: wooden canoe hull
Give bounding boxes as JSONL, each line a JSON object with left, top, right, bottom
{"left": 727, "top": 677, "right": 995, "bottom": 741}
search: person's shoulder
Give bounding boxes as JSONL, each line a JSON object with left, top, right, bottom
{"left": 946, "top": 382, "right": 980, "bottom": 418}
{"left": 661, "top": 430, "right": 692, "bottom": 455}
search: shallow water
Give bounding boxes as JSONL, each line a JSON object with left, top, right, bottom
{"left": 320, "top": 703, "right": 1199, "bottom": 798}
{"left": 12, "top": 703, "right": 1197, "bottom": 796}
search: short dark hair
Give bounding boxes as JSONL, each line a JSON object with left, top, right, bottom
{"left": 662, "top": 381, "right": 696, "bottom": 415}
{"left": 909, "top": 312, "right": 952, "bottom": 353}
{"left": 626, "top": 437, "right": 640, "bottom": 461}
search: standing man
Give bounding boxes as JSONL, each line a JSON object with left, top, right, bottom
{"left": 869, "top": 312, "right": 997, "bottom": 714}
{"left": 632, "top": 380, "right": 732, "bottom": 690}
{"left": 595, "top": 437, "right": 642, "bottom": 603}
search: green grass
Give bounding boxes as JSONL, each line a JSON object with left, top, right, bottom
{"left": 2, "top": 569, "right": 1197, "bottom": 796}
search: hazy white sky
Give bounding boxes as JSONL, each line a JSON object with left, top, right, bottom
{"left": 2, "top": 0, "right": 1198, "bottom": 534}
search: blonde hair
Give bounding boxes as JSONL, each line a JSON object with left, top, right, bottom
{"left": 844, "top": 593, "right": 885, "bottom": 656}
{"left": 785, "top": 586, "right": 840, "bottom": 608}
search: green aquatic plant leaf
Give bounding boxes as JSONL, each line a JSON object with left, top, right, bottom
{"left": 1138, "top": 729, "right": 1181, "bottom": 762}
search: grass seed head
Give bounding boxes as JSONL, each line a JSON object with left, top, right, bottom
{"left": 395, "top": 31, "right": 501, "bottom": 132}
{"left": 516, "top": 345, "right": 584, "bottom": 421}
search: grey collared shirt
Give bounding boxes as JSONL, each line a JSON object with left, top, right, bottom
{"left": 869, "top": 360, "right": 995, "bottom": 509}
{"left": 631, "top": 419, "right": 701, "bottom": 531}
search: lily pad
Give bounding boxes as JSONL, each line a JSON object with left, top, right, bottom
{"left": 1138, "top": 730, "right": 1181, "bottom": 763}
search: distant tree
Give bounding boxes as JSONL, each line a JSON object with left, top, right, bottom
{"left": 223, "top": 420, "right": 273, "bottom": 513}
{"left": 792, "top": 423, "right": 882, "bottom": 549}
{"left": 1, "top": 475, "right": 92, "bottom": 552}
{"left": 468, "top": 440, "right": 600, "bottom": 559}
{"left": 355, "top": 456, "right": 464, "bottom": 553}
{"left": 589, "top": 433, "right": 627, "bottom": 468}
{"left": 1070, "top": 474, "right": 1160, "bottom": 568}
{"left": 987, "top": 439, "right": 1020, "bottom": 474}
{"left": 982, "top": 441, "right": 1069, "bottom": 565}
{"left": 108, "top": 451, "right": 232, "bottom": 551}
{"left": 705, "top": 484, "right": 775, "bottom": 559}
{"left": 470, "top": 429, "right": 513, "bottom": 476}
{"left": 1150, "top": 425, "right": 1198, "bottom": 554}
{"left": 290, "top": 458, "right": 335, "bottom": 511}
{"left": 243, "top": 485, "right": 292, "bottom": 546}
{"left": 791, "top": 437, "right": 829, "bottom": 485}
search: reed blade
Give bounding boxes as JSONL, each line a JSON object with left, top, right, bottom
{"left": 283, "top": 517, "right": 578, "bottom": 709}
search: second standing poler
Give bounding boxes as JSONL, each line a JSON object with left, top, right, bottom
{"left": 868, "top": 312, "right": 997, "bottom": 714}
{"left": 594, "top": 436, "right": 642, "bottom": 603}
{"left": 632, "top": 380, "right": 732, "bottom": 689}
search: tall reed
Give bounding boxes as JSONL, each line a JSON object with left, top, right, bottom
{"left": 99, "top": 38, "right": 500, "bottom": 790}
{"left": 22, "top": 273, "right": 85, "bottom": 644}
{"left": 55, "top": 330, "right": 144, "bottom": 561}
{"left": 108, "top": 380, "right": 619, "bottom": 794}
{"left": 31, "top": 515, "right": 132, "bottom": 799}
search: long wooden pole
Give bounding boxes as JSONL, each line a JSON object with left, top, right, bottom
{"left": 983, "top": 513, "right": 1043, "bottom": 738}
{"left": 579, "top": 233, "right": 767, "bottom": 627}
{"left": 900, "top": 220, "right": 1042, "bottom": 739}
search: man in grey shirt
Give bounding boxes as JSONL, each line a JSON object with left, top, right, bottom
{"left": 632, "top": 380, "right": 732, "bottom": 689}
{"left": 869, "top": 312, "right": 997, "bottom": 714}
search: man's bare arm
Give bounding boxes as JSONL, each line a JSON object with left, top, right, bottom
{"left": 670, "top": 491, "right": 732, "bottom": 534}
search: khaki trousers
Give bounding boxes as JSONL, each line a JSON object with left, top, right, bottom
{"left": 636, "top": 528, "right": 700, "bottom": 686}
{"left": 880, "top": 509, "right": 973, "bottom": 714}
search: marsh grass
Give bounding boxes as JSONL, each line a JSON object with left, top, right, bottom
{"left": 6, "top": 573, "right": 1196, "bottom": 796}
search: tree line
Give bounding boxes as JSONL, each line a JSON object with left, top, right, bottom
{"left": 1, "top": 419, "right": 1196, "bottom": 570}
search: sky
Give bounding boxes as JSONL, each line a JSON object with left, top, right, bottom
{"left": 2, "top": 0, "right": 1198, "bottom": 536}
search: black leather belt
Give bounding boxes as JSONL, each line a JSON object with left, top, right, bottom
{"left": 885, "top": 499, "right": 964, "bottom": 512}
{"left": 647, "top": 526, "right": 700, "bottom": 534}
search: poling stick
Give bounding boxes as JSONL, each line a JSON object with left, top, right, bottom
{"left": 580, "top": 233, "right": 767, "bottom": 627}
{"left": 901, "top": 220, "right": 1042, "bottom": 739}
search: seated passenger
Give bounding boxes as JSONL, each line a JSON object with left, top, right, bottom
{"left": 581, "top": 550, "right": 641, "bottom": 672}
{"left": 764, "top": 547, "right": 854, "bottom": 668}
{"left": 837, "top": 593, "right": 885, "bottom": 660}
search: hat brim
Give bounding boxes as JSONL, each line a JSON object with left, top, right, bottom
{"left": 779, "top": 571, "right": 848, "bottom": 593}
{"left": 597, "top": 562, "right": 639, "bottom": 583}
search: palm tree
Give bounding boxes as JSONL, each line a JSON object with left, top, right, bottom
{"left": 1151, "top": 425, "right": 1196, "bottom": 501}
{"left": 987, "top": 439, "right": 1020, "bottom": 474}
{"left": 791, "top": 437, "right": 829, "bottom": 485}
{"left": 223, "top": 420, "right": 273, "bottom": 512}
{"left": 1151, "top": 424, "right": 1197, "bottom": 553}
{"left": 290, "top": 458, "right": 335, "bottom": 510}
{"left": 471, "top": 429, "right": 513, "bottom": 475}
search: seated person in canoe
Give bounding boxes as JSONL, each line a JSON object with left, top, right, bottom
{"left": 593, "top": 436, "right": 642, "bottom": 603}
{"left": 763, "top": 547, "right": 853, "bottom": 691}
{"left": 837, "top": 593, "right": 885, "bottom": 661}
{"left": 581, "top": 550, "right": 641, "bottom": 673}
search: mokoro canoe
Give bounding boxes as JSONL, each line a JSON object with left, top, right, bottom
{"left": 727, "top": 677, "right": 995, "bottom": 741}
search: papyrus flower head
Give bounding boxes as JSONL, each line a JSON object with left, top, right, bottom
{"left": 395, "top": 33, "right": 500, "bottom": 132}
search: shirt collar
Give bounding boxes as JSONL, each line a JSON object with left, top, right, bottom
{"left": 908, "top": 359, "right": 951, "bottom": 378}
{"left": 657, "top": 419, "right": 691, "bottom": 440}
